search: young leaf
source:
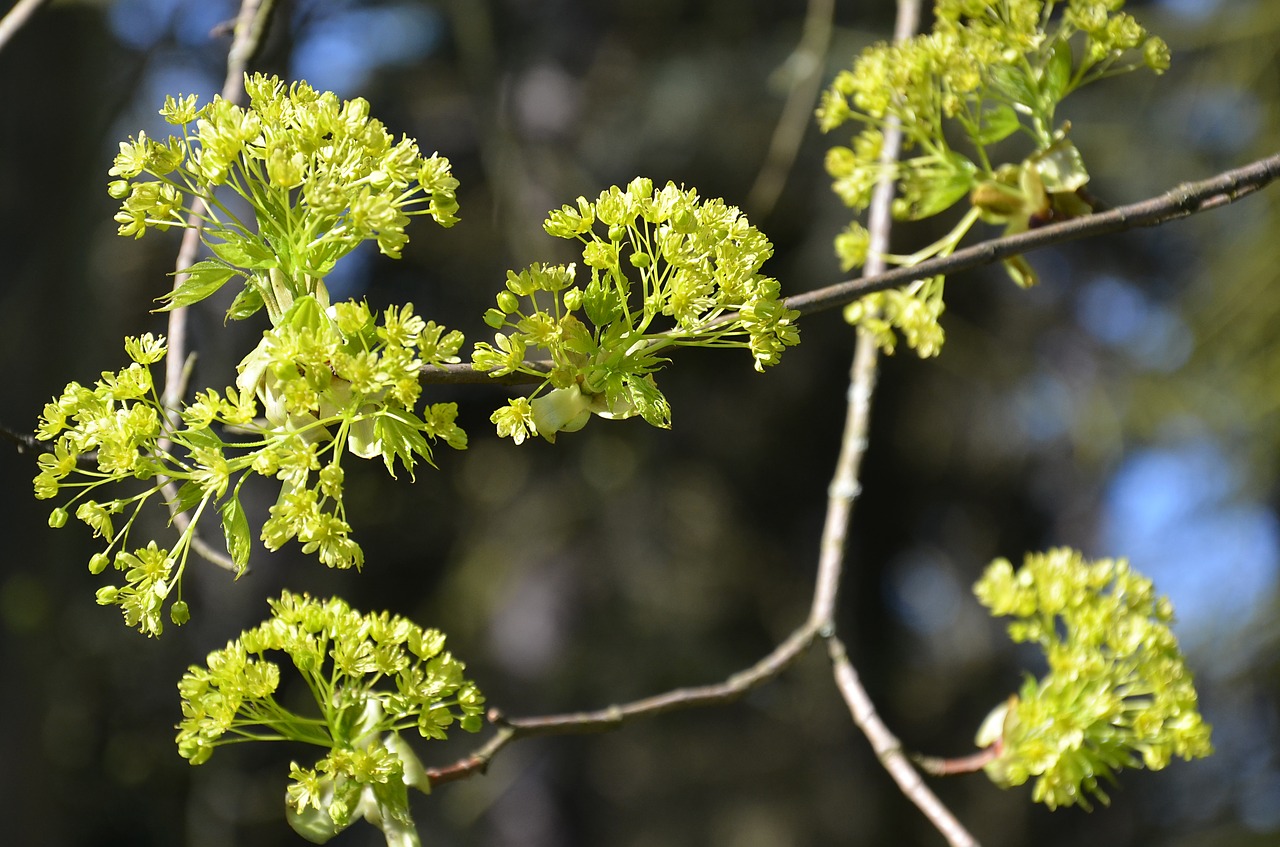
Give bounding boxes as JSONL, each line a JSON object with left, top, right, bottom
{"left": 166, "top": 481, "right": 206, "bottom": 519}
{"left": 374, "top": 411, "right": 434, "bottom": 479}
{"left": 208, "top": 231, "right": 278, "bottom": 270}
{"left": 628, "top": 375, "right": 671, "bottom": 428}
{"left": 1041, "top": 39, "right": 1074, "bottom": 104}
{"left": 976, "top": 104, "right": 1021, "bottom": 146}
{"left": 226, "top": 284, "right": 265, "bottom": 322}
{"left": 219, "top": 495, "right": 251, "bottom": 574}
{"left": 156, "top": 260, "right": 238, "bottom": 311}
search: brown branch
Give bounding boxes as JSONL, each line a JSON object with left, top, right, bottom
{"left": 423, "top": 625, "right": 821, "bottom": 785}
{"left": 913, "top": 745, "right": 1001, "bottom": 777}
{"left": 160, "top": 0, "right": 276, "bottom": 576}
{"left": 809, "top": 3, "right": 978, "bottom": 844}
{"left": 0, "top": 0, "right": 50, "bottom": 53}
{"left": 425, "top": 7, "right": 976, "bottom": 844}
{"left": 787, "top": 149, "right": 1280, "bottom": 317}
{"left": 429, "top": 150, "right": 1280, "bottom": 388}
{"left": 828, "top": 636, "right": 978, "bottom": 847}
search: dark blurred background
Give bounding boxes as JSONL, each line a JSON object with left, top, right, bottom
{"left": 1, "top": 0, "right": 1278, "bottom": 845}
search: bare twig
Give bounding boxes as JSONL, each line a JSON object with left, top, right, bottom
{"left": 425, "top": 149, "right": 1280, "bottom": 387}
{"left": 425, "top": 7, "right": 976, "bottom": 843}
{"left": 746, "top": 0, "right": 836, "bottom": 217}
{"left": 424, "top": 626, "right": 821, "bottom": 785}
{"left": 787, "top": 148, "right": 1280, "bottom": 317}
{"left": 807, "top": 2, "right": 978, "bottom": 844}
{"left": 162, "top": 0, "right": 276, "bottom": 417}
{"left": 0, "top": 0, "right": 50, "bottom": 53}
{"left": 159, "top": 0, "right": 276, "bottom": 575}
{"left": 829, "top": 636, "right": 978, "bottom": 847}
{"left": 0, "top": 422, "right": 44, "bottom": 456}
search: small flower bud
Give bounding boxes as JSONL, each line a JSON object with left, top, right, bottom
{"left": 48, "top": 507, "right": 68, "bottom": 528}
{"left": 170, "top": 601, "right": 191, "bottom": 626}
{"left": 496, "top": 291, "right": 520, "bottom": 314}
{"left": 88, "top": 553, "right": 110, "bottom": 575}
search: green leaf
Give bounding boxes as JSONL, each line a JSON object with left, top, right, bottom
{"left": 976, "top": 105, "right": 1020, "bottom": 146}
{"left": 208, "top": 231, "right": 278, "bottom": 271}
{"left": 157, "top": 260, "right": 238, "bottom": 311}
{"left": 991, "top": 64, "right": 1038, "bottom": 111}
{"left": 225, "top": 284, "right": 264, "bottom": 322}
{"left": 166, "top": 481, "right": 206, "bottom": 518}
{"left": 374, "top": 411, "right": 434, "bottom": 479}
{"left": 1002, "top": 255, "right": 1038, "bottom": 289}
{"left": 1041, "top": 39, "right": 1074, "bottom": 104}
{"left": 901, "top": 167, "right": 974, "bottom": 220}
{"left": 219, "top": 495, "right": 251, "bottom": 574}
{"left": 583, "top": 275, "right": 622, "bottom": 327}
{"left": 628, "top": 375, "right": 671, "bottom": 428}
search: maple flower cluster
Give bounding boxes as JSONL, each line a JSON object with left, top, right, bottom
{"left": 108, "top": 73, "right": 459, "bottom": 323}
{"left": 817, "top": 0, "right": 1170, "bottom": 356}
{"left": 474, "top": 177, "right": 800, "bottom": 443}
{"left": 177, "top": 592, "right": 484, "bottom": 844}
{"left": 974, "top": 548, "right": 1213, "bottom": 809}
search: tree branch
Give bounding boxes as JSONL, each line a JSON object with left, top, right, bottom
{"left": 430, "top": 150, "right": 1280, "bottom": 387}
{"left": 806, "top": 2, "right": 977, "bottom": 844}
{"left": 423, "top": 625, "right": 820, "bottom": 785}
{"left": 787, "top": 149, "right": 1280, "bottom": 317}
{"left": 160, "top": 0, "right": 276, "bottom": 576}
{"left": 426, "top": 6, "right": 978, "bottom": 844}
{"left": 828, "top": 636, "right": 978, "bottom": 847}
{"left": 0, "top": 0, "right": 50, "bottom": 54}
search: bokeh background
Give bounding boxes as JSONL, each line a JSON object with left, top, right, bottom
{"left": 1, "top": 0, "right": 1278, "bottom": 844}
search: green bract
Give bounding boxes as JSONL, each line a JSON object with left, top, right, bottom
{"left": 176, "top": 591, "right": 484, "bottom": 846}
{"left": 110, "top": 73, "right": 460, "bottom": 324}
{"left": 818, "top": 0, "right": 1169, "bottom": 356}
{"left": 974, "top": 548, "right": 1213, "bottom": 810}
{"left": 473, "top": 177, "right": 800, "bottom": 443}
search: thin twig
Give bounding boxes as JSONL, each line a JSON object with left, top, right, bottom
{"left": 809, "top": 2, "right": 978, "bottom": 844}
{"left": 424, "top": 626, "right": 820, "bottom": 785}
{"left": 0, "top": 422, "right": 44, "bottom": 456}
{"left": 159, "top": 0, "right": 276, "bottom": 575}
{"left": 162, "top": 0, "right": 276, "bottom": 416}
{"left": 828, "top": 636, "right": 978, "bottom": 847}
{"left": 423, "top": 149, "right": 1280, "bottom": 387}
{"left": 746, "top": 0, "right": 836, "bottom": 217}
{"left": 0, "top": 0, "right": 50, "bottom": 53}
{"left": 425, "top": 11, "right": 976, "bottom": 843}
{"left": 787, "top": 148, "right": 1280, "bottom": 317}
